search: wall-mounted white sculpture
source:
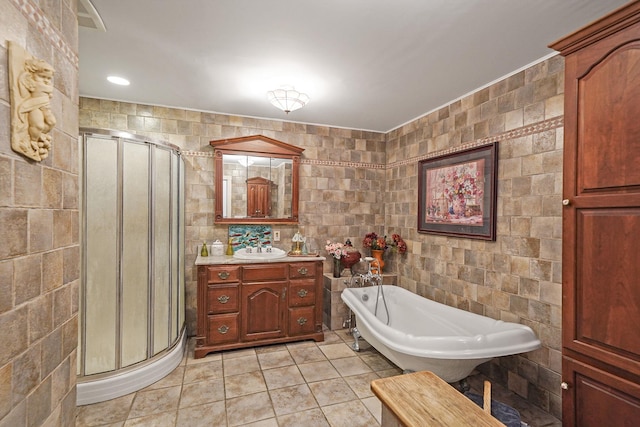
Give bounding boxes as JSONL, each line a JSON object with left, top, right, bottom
{"left": 8, "top": 41, "right": 56, "bottom": 162}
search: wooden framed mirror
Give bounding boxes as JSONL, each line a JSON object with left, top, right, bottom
{"left": 210, "top": 135, "right": 304, "bottom": 224}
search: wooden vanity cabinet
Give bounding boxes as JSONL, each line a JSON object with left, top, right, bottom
{"left": 195, "top": 260, "right": 324, "bottom": 358}
{"left": 246, "top": 176, "right": 272, "bottom": 217}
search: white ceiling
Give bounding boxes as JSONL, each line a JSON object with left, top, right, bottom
{"left": 79, "top": 0, "right": 629, "bottom": 133}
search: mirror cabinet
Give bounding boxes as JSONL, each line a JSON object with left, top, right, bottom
{"left": 210, "top": 135, "right": 304, "bottom": 224}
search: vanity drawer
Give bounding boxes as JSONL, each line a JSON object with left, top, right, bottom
{"left": 289, "top": 262, "right": 315, "bottom": 279}
{"left": 207, "top": 313, "right": 239, "bottom": 344}
{"left": 288, "top": 306, "right": 316, "bottom": 336}
{"left": 207, "top": 266, "right": 240, "bottom": 283}
{"left": 289, "top": 281, "right": 316, "bottom": 307}
{"left": 207, "top": 284, "right": 239, "bottom": 314}
{"left": 242, "top": 264, "right": 287, "bottom": 282}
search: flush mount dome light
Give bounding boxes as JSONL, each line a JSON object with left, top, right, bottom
{"left": 107, "top": 75, "right": 130, "bottom": 86}
{"left": 267, "top": 86, "right": 309, "bottom": 114}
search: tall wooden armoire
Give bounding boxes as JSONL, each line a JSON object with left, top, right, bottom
{"left": 550, "top": 2, "right": 640, "bottom": 425}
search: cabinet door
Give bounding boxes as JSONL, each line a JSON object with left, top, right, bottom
{"left": 242, "top": 282, "right": 287, "bottom": 341}
{"left": 562, "top": 356, "right": 640, "bottom": 427}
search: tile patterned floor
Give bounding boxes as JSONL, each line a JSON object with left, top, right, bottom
{"left": 75, "top": 328, "right": 561, "bottom": 426}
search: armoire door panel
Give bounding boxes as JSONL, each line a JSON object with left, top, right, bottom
{"left": 578, "top": 42, "right": 640, "bottom": 193}
{"left": 563, "top": 356, "right": 640, "bottom": 427}
{"left": 572, "top": 208, "right": 640, "bottom": 370}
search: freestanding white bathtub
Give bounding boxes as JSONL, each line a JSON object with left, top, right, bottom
{"left": 341, "top": 285, "right": 541, "bottom": 383}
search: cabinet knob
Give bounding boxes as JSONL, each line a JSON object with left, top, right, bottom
{"left": 297, "top": 289, "right": 308, "bottom": 298}
{"left": 562, "top": 199, "right": 570, "bottom": 206}
{"left": 217, "top": 271, "right": 230, "bottom": 280}
{"left": 561, "top": 381, "right": 569, "bottom": 390}
{"left": 297, "top": 317, "right": 307, "bottom": 325}
{"left": 298, "top": 267, "right": 308, "bottom": 276}
{"left": 217, "top": 325, "right": 229, "bottom": 334}
{"left": 217, "top": 295, "right": 230, "bottom": 304}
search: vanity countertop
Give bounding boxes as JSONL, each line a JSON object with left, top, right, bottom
{"left": 195, "top": 254, "right": 326, "bottom": 265}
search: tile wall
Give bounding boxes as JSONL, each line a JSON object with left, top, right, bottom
{"left": 79, "top": 99, "right": 388, "bottom": 341}
{"left": 0, "top": 0, "right": 79, "bottom": 426}
{"left": 385, "top": 56, "right": 565, "bottom": 418}
{"left": 79, "top": 56, "right": 564, "bottom": 420}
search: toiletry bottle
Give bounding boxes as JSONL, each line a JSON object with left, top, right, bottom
{"left": 226, "top": 238, "right": 234, "bottom": 256}
{"left": 200, "top": 242, "right": 209, "bottom": 257}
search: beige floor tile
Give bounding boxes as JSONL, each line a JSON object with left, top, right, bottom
{"left": 224, "top": 371, "right": 267, "bottom": 398}
{"left": 144, "top": 366, "right": 185, "bottom": 390}
{"left": 257, "top": 349, "right": 295, "bottom": 370}
{"left": 222, "top": 348, "right": 256, "bottom": 360}
{"left": 123, "top": 410, "right": 176, "bottom": 427}
{"left": 343, "top": 372, "right": 380, "bottom": 398}
{"left": 287, "top": 344, "right": 326, "bottom": 365}
{"left": 262, "top": 365, "right": 305, "bottom": 390}
{"left": 183, "top": 360, "right": 223, "bottom": 383}
{"left": 320, "top": 331, "right": 344, "bottom": 344}
{"left": 179, "top": 378, "right": 225, "bottom": 408}
{"left": 224, "top": 354, "right": 261, "bottom": 376}
{"left": 226, "top": 391, "right": 274, "bottom": 426}
{"left": 308, "top": 378, "right": 358, "bottom": 407}
{"left": 176, "top": 401, "right": 226, "bottom": 427}
{"left": 359, "top": 353, "right": 395, "bottom": 372}
{"left": 186, "top": 351, "right": 222, "bottom": 365}
{"left": 375, "top": 368, "right": 403, "bottom": 378}
{"left": 321, "top": 400, "right": 380, "bottom": 427}
{"left": 75, "top": 393, "right": 135, "bottom": 426}
{"left": 298, "top": 360, "right": 340, "bottom": 383}
{"left": 255, "top": 344, "right": 288, "bottom": 354}
{"left": 277, "top": 408, "right": 330, "bottom": 427}
{"left": 331, "top": 356, "right": 373, "bottom": 377}
{"left": 318, "top": 343, "right": 357, "bottom": 360}
{"left": 128, "top": 386, "right": 181, "bottom": 419}
{"left": 361, "top": 396, "right": 382, "bottom": 423}
{"left": 240, "top": 418, "right": 279, "bottom": 427}
{"left": 268, "top": 384, "right": 318, "bottom": 416}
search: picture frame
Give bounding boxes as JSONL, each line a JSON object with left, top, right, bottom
{"left": 417, "top": 142, "right": 498, "bottom": 240}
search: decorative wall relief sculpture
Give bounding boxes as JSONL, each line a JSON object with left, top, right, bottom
{"left": 8, "top": 41, "right": 56, "bottom": 162}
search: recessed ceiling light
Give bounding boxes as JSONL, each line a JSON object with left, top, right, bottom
{"left": 107, "top": 76, "right": 130, "bottom": 86}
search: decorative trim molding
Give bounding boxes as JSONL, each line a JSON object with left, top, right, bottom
{"left": 389, "top": 116, "right": 564, "bottom": 169}
{"left": 10, "top": 0, "right": 79, "bottom": 68}
{"left": 179, "top": 116, "right": 564, "bottom": 170}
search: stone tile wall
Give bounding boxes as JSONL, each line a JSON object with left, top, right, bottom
{"left": 79, "top": 99, "right": 387, "bottom": 336}
{"left": 0, "top": 0, "right": 79, "bottom": 426}
{"left": 385, "top": 56, "right": 564, "bottom": 418}
{"left": 79, "top": 55, "right": 565, "bottom": 420}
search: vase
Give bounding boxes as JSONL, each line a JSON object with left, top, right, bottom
{"left": 371, "top": 249, "right": 385, "bottom": 274}
{"left": 332, "top": 257, "right": 342, "bottom": 278}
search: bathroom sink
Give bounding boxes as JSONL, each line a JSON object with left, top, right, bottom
{"left": 233, "top": 247, "right": 287, "bottom": 260}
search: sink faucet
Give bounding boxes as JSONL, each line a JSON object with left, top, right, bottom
{"left": 256, "top": 241, "right": 262, "bottom": 253}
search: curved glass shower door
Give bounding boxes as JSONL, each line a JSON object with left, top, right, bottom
{"left": 78, "top": 130, "right": 185, "bottom": 404}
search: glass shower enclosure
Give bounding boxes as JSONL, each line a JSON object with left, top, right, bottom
{"left": 77, "top": 129, "right": 185, "bottom": 404}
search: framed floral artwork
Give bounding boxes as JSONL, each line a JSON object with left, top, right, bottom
{"left": 417, "top": 142, "right": 498, "bottom": 240}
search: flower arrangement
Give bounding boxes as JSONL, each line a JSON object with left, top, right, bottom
{"left": 362, "top": 232, "right": 407, "bottom": 254}
{"left": 325, "top": 240, "right": 347, "bottom": 259}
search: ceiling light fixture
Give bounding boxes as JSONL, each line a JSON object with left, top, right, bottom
{"left": 267, "top": 86, "right": 309, "bottom": 114}
{"left": 107, "top": 75, "right": 130, "bottom": 86}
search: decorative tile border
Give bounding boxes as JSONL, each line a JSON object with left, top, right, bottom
{"left": 389, "top": 116, "right": 564, "bottom": 169}
{"left": 180, "top": 116, "right": 564, "bottom": 170}
{"left": 10, "top": 0, "right": 79, "bottom": 68}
